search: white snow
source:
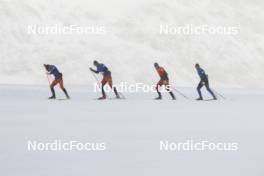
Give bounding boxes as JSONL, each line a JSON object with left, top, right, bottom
{"left": 0, "top": 85, "right": 263, "bottom": 176}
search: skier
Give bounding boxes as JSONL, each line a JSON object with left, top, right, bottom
{"left": 154, "top": 63, "right": 176, "bottom": 100}
{"left": 44, "top": 64, "right": 70, "bottom": 99}
{"left": 195, "top": 63, "right": 217, "bottom": 100}
{"left": 90, "top": 60, "right": 120, "bottom": 100}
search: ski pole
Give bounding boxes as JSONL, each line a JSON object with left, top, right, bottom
{"left": 90, "top": 70, "right": 107, "bottom": 98}
{"left": 90, "top": 70, "right": 101, "bottom": 88}
{"left": 212, "top": 88, "right": 226, "bottom": 99}
{"left": 171, "top": 86, "right": 189, "bottom": 99}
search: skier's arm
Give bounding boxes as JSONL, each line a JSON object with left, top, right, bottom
{"left": 45, "top": 69, "right": 52, "bottom": 75}
{"left": 89, "top": 67, "right": 99, "bottom": 74}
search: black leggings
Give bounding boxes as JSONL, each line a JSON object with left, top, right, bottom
{"left": 197, "top": 78, "right": 216, "bottom": 99}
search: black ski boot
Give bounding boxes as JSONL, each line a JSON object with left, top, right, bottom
{"left": 49, "top": 87, "right": 56, "bottom": 99}
{"left": 99, "top": 86, "right": 107, "bottom": 100}
{"left": 63, "top": 88, "right": 70, "bottom": 99}
{"left": 114, "top": 87, "right": 120, "bottom": 99}
{"left": 196, "top": 97, "right": 203, "bottom": 101}
{"left": 98, "top": 96, "right": 106, "bottom": 100}
{"left": 48, "top": 95, "right": 56, "bottom": 99}
{"left": 155, "top": 92, "right": 162, "bottom": 100}
{"left": 169, "top": 92, "right": 176, "bottom": 100}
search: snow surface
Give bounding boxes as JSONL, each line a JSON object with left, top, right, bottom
{"left": 0, "top": 0, "right": 264, "bottom": 87}
{"left": 0, "top": 85, "right": 263, "bottom": 176}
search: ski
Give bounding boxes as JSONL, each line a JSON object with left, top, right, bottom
{"left": 195, "top": 98, "right": 217, "bottom": 101}
{"left": 48, "top": 98, "right": 70, "bottom": 101}
{"left": 93, "top": 97, "right": 125, "bottom": 100}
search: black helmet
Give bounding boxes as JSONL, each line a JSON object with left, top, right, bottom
{"left": 195, "top": 63, "right": 200, "bottom": 68}
{"left": 93, "top": 60, "right": 99, "bottom": 66}
{"left": 154, "top": 62, "right": 159, "bottom": 67}
{"left": 43, "top": 64, "right": 49, "bottom": 70}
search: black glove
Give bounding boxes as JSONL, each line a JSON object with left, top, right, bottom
{"left": 90, "top": 67, "right": 98, "bottom": 73}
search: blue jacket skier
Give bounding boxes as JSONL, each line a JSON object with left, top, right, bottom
{"left": 44, "top": 64, "right": 70, "bottom": 99}
{"left": 195, "top": 63, "right": 217, "bottom": 100}
{"left": 48, "top": 65, "right": 62, "bottom": 80}
{"left": 90, "top": 60, "right": 120, "bottom": 100}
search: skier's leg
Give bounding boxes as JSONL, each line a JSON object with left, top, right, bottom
{"left": 59, "top": 79, "right": 70, "bottom": 99}
{"left": 205, "top": 81, "right": 217, "bottom": 100}
{"left": 101, "top": 84, "right": 107, "bottom": 99}
{"left": 50, "top": 87, "right": 56, "bottom": 98}
{"left": 113, "top": 87, "right": 120, "bottom": 98}
{"left": 155, "top": 80, "right": 162, "bottom": 99}
{"left": 169, "top": 91, "right": 176, "bottom": 100}
{"left": 63, "top": 88, "right": 70, "bottom": 99}
{"left": 108, "top": 76, "right": 120, "bottom": 98}
{"left": 100, "top": 77, "right": 107, "bottom": 99}
{"left": 196, "top": 81, "right": 203, "bottom": 100}
{"left": 49, "top": 80, "right": 58, "bottom": 99}
{"left": 165, "top": 81, "right": 176, "bottom": 100}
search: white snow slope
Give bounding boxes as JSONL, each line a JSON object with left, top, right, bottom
{"left": 0, "top": 0, "right": 264, "bottom": 87}
{"left": 0, "top": 85, "right": 264, "bottom": 176}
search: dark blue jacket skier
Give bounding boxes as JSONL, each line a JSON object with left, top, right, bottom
{"left": 89, "top": 60, "right": 119, "bottom": 100}
{"left": 195, "top": 63, "right": 217, "bottom": 100}
{"left": 47, "top": 65, "right": 63, "bottom": 80}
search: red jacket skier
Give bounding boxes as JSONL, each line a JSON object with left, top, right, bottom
{"left": 154, "top": 63, "right": 176, "bottom": 100}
